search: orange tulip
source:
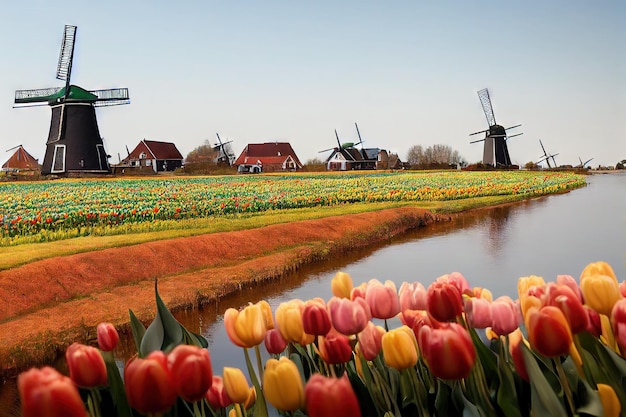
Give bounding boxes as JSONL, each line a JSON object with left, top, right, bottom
{"left": 96, "top": 322, "right": 119, "bottom": 352}
{"left": 331, "top": 271, "right": 354, "bottom": 299}
{"left": 418, "top": 323, "right": 476, "bottom": 379}
{"left": 167, "top": 344, "right": 213, "bottom": 403}
{"left": 526, "top": 306, "right": 572, "bottom": 357}
{"left": 65, "top": 343, "right": 107, "bottom": 388}
{"left": 223, "top": 367, "right": 250, "bottom": 404}
{"left": 263, "top": 357, "right": 305, "bottom": 412}
{"left": 382, "top": 326, "right": 418, "bottom": 370}
{"left": 305, "top": 374, "right": 361, "bottom": 417}
{"left": 224, "top": 302, "right": 269, "bottom": 348}
{"left": 18, "top": 366, "right": 87, "bottom": 417}
{"left": 124, "top": 351, "right": 177, "bottom": 415}
{"left": 544, "top": 283, "right": 589, "bottom": 334}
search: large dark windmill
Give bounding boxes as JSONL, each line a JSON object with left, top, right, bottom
{"left": 469, "top": 88, "right": 522, "bottom": 167}
{"left": 537, "top": 139, "right": 559, "bottom": 168}
{"left": 14, "top": 25, "right": 130, "bottom": 175}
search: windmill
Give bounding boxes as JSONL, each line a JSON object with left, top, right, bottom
{"left": 469, "top": 88, "right": 522, "bottom": 167}
{"left": 537, "top": 139, "right": 559, "bottom": 168}
{"left": 318, "top": 127, "right": 366, "bottom": 171}
{"left": 14, "top": 25, "right": 130, "bottom": 175}
{"left": 318, "top": 129, "right": 363, "bottom": 154}
{"left": 213, "top": 133, "right": 236, "bottom": 166}
{"left": 576, "top": 156, "right": 593, "bottom": 169}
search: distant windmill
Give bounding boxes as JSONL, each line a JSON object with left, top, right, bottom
{"left": 318, "top": 129, "right": 363, "bottom": 154}
{"left": 537, "top": 139, "right": 559, "bottom": 168}
{"left": 14, "top": 25, "right": 130, "bottom": 175}
{"left": 577, "top": 156, "right": 594, "bottom": 169}
{"left": 469, "top": 88, "right": 522, "bottom": 167}
{"left": 213, "top": 133, "right": 236, "bottom": 166}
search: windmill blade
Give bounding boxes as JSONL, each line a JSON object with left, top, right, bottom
{"left": 470, "top": 138, "right": 486, "bottom": 144}
{"left": 477, "top": 88, "right": 496, "bottom": 127}
{"left": 14, "top": 87, "right": 64, "bottom": 105}
{"left": 539, "top": 139, "right": 548, "bottom": 156}
{"left": 355, "top": 122, "right": 363, "bottom": 143}
{"left": 57, "top": 25, "right": 77, "bottom": 84}
{"left": 583, "top": 158, "right": 593, "bottom": 166}
{"left": 318, "top": 147, "right": 335, "bottom": 153}
{"left": 216, "top": 133, "right": 224, "bottom": 146}
{"left": 335, "top": 130, "right": 342, "bottom": 148}
{"left": 91, "top": 88, "right": 130, "bottom": 106}
{"left": 505, "top": 124, "right": 521, "bottom": 131}
{"left": 506, "top": 133, "right": 523, "bottom": 139}
{"left": 5, "top": 144, "right": 22, "bottom": 152}
{"left": 469, "top": 128, "right": 489, "bottom": 136}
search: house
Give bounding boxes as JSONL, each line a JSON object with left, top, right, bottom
{"left": 325, "top": 147, "right": 379, "bottom": 171}
{"left": 2, "top": 146, "right": 39, "bottom": 172}
{"left": 122, "top": 139, "right": 184, "bottom": 172}
{"left": 234, "top": 142, "right": 303, "bottom": 173}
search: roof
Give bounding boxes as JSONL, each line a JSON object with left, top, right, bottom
{"left": 126, "top": 140, "right": 184, "bottom": 160}
{"left": 2, "top": 146, "right": 39, "bottom": 170}
{"left": 234, "top": 142, "right": 302, "bottom": 167}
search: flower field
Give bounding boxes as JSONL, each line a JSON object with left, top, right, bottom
{"left": 0, "top": 171, "right": 585, "bottom": 244}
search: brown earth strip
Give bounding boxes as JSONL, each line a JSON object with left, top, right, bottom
{"left": 0, "top": 207, "right": 448, "bottom": 377}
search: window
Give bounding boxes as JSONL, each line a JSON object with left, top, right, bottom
{"left": 139, "top": 152, "right": 146, "bottom": 159}
{"left": 51, "top": 145, "right": 66, "bottom": 173}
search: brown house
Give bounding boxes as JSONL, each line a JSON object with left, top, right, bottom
{"left": 122, "top": 139, "right": 184, "bottom": 172}
{"left": 2, "top": 146, "right": 39, "bottom": 172}
{"left": 234, "top": 142, "right": 303, "bottom": 173}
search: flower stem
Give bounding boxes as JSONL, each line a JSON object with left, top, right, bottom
{"left": 554, "top": 358, "right": 575, "bottom": 415}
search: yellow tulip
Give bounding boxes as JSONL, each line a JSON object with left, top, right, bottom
{"left": 257, "top": 300, "right": 275, "bottom": 330}
{"left": 382, "top": 326, "right": 418, "bottom": 370}
{"left": 519, "top": 295, "right": 542, "bottom": 321}
{"left": 225, "top": 303, "right": 268, "bottom": 348}
{"left": 263, "top": 357, "right": 305, "bottom": 412}
{"left": 275, "top": 299, "right": 314, "bottom": 345}
{"left": 580, "top": 261, "right": 618, "bottom": 285}
{"left": 598, "top": 384, "right": 621, "bottom": 417}
{"left": 580, "top": 274, "right": 621, "bottom": 317}
{"left": 331, "top": 272, "right": 354, "bottom": 299}
{"left": 517, "top": 275, "right": 545, "bottom": 300}
{"left": 223, "top": 367, "right": 250, "bottom": 404}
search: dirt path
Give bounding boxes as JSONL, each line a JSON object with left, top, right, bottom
{"left": 0, "top": 207, "right": 448, "bottom": 376}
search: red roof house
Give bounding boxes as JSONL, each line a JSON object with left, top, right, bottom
{"left": 234, "top": 142, "right": 303, "bottom": 173}
{"left": 2, "top": 146, "right": 39, "bottom": 171}
{"left": 122, "top": 139, "right": 184, "bottom": 172}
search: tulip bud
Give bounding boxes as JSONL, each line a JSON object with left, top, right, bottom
{"left": 399, "top": 281, "right": 427, "bottom": 311}
{"left": 302, "top": 299, "right": 332, "bottom": 336}
{"left": 382, "top": 326, "right": 418, "bottom": 370}
{"left": 167, "top": 344, "right": 213, "bottom": 403}
{"left": 327, "top": 296, "right": 371, "bottom": 335}
{"left": 426, "top": 280, "right": 463, "bottom": 322}
{"left": 305, "top": 374, "right": 361, "bottom": 417}
{"left": 544, "top": 283, "right": 589, "bottom": 334}
{"left": 96, "top": 322, "right": 119, "bottom": 352}
{"left": 365, "top": 279, "right": 401, "bottom": 319}
{"left": 319, "top": 330, "right": 353, "bottom": 364}
{"left": 263, "top": 357, "right": 305, "bottom": 412}
{"left": 418, "top": 323, "right": 476, "bottom": 379}
{"left": 264, "top": 328, "right": 288, "bottom": 355}
{"left": 351, "top": 282, "right": 368, "bottom": 300}
{"left": 18, "top": 366, "right": 87, "bottom": 417}
{"left": 556, "top": 275, "right": 583, "bottom": 302}
{"left": 357, "top": 322, "right": 385, "bottom": 361}
{"left": 124, "top": 351, "right": 177, "bottom": 415}
{"left": 508, "top": 328, "right": 529, "bottom": 382}
{"left": 585, "top": 305, "right": 602, "bottom": 337}
{"left": 205, "top": 376, "right": 233, "bottom": 409}
{"left": 223, "top": 367, "right": 250, "bottom": 404}
{"left": 517, "top": 275, "right": 546, "bottom": 300}
{"left": 526, "top": 306, "right": 572, "bottom": 357}
{"left": 580, "top": 261, "right": 618, "bottom": 284}
{"left": 490, "top": 296, "right": 519, "bottom": 336}
{"left": 65, "top": 343, "right": 107, "bottom": 388}
{"left": 331, "top": 271, "right": 354, "bottom": 299}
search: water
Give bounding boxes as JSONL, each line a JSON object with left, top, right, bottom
{"left": 2, "top": 172, "right": 625, "bottom": 415}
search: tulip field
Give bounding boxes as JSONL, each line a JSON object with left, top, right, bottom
{"left": 0, "top": 171, "right": 585, "bottom": 245}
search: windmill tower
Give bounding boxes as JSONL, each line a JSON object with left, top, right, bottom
{"left": 213, "top": 133, "right": 236, "bottom": 166}
{"left": 14, "top": 25, "right": 130, "bottom": 175}
{"left": 469, "top": 88, "right": 522, "bottom": 167}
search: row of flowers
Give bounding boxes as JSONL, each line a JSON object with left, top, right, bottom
{"left": 17, "top": 260, "right": 626, "bottom": 417}
{"left": 0, "top": 171, "right": 585, "bottom": 241}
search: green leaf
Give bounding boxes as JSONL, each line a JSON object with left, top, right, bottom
{"left": 495, "top": 343, "right": 522, "bottom": 417}
{"left": 101, "top": 351, "right": 132, "bottom": 417}
{"left": 243, "top": 348, "right": 268, "bottom": 417}
{"left": 468, "top": 327, "right": 498, "bottom": 387}
{"left": 346, "top": 361, "right": 379, "bottom": 417}
{"left": 128, "top": 309, "right": 146, "bottom": 357}
{"left": 520, "top": 344, "right": 567, "bottom": 416}
{"left": 452, "top": 381, "right": 485, "bottom": 417}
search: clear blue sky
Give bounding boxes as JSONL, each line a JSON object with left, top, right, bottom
{"left": 1, "top": 1, "right": 624, "bottom": 168}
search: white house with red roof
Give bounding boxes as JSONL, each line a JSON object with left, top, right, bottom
{"left": 234, "top": 142, "right": 303, "bottom": 173}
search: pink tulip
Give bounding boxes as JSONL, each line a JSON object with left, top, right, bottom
{"left": 365, "top": 279, "right": 401, "bottom": 319}
{"left": 464, "top": 297, "right": 492, "bottom": 329}
{"left": 399, "top": 281, "right": 427, "bottom": 311}
{"left": 490, "top": 296, "right": 519, "bottom": 336}
{"left": 426, "top": 280, "right": 463, "bottom": 322}
{"left": 357, "top": 322, "right": 385, "bottom": 361}
{"left": 350, "top": 282, "right": 368, "bottom": 300}
{"left": 96, "top": 322, "right": 119, "bottom": 352}
{"left": 305, "top": 374, "right": 361, "bottom": 417}
{"left": 418, "top": 323, "right": 476, "bottom": 379}
{"left": 443, "top": 272, "right": 471, "bottom": 295}
{"left": 556, "top": 275, "right": 584, "bottom": 302}
{"left": 302, "top": 299, "right": 332, "bottom": 336}
{"left": 611, "top": 298, "right": 626, "bottom": 356}
{"left": 205, "top": 376, "right": 233, "bottom": 409}
{"left": 327, "top": 296, "right": 371, "bottom": 335}
{"left": 319, "top": 330, "right": 353, "bottom": 364}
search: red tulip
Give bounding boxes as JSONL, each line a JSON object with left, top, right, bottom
{"left": 264, "top": 328, "right": 288, "bottom": 355}
{"left": 319, "top": 330, "right": 353, "bottom": 364}
{"left": 584, "top": 305, "right": 602, "bottom": 337}
{"left": 205, "top": 376, "right": 233, "bottom": 409}
{"left": 357, "top": 322, "right": 385, "bottom": 361}
{"left": 526, "top": 306, "right": 572, "bottom": 357}
{"left": 401, "top": 309, "right": 433, "bottom": 332}
{"left": 544, "top": 283, "right": 589, "bottom": 334}
{"left": 399, "top": 281, "right": 428, "bottom": 311}
{"left": 418, "top": 323, "right": 476, "bottom": 379}
{"left": 556, "top": 275, "right": 583, "bottom": 302}
{"left": 96, "top": 322, "right": 119, "bottom": 352}
{"left": 464, "top": 297, "right": 492, "bottom": 329}
{"left": 426, "top": 280, "right": 463, "bottom": 322}
{"left": 611, "top": 298, "right": 626, "bottom": 355}
{"left": 508, "top": 329, "right": 529, "bottom": 382}
{"left": 302, "top": 298, "right": 332, "bottom": 336}
{"left": 167, "top": 344, "right": 213, "bottom": 403}
{"left": 305, "top": 374, "right": 361, "bottom": 417}
{"left": 490, "top": 296, "right": 519, "bottom": 336}
{"left": 327, "top": 296, "right": 371, "bottom": 335}
{"left": 365, "top": 279, "right": 401, "bottom": 319}
{"left": 18, "top": 366, "right": 87, "bottom": 417}
{"left": 124, "top": 351, "right": 177, "bottom": 414}
{"left": 65, "top": 343, "right": 107, "bottom": 388}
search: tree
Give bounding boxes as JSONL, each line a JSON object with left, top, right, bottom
{"left": 406, "top": 144, "right": 465, "bottom": 168}
{"left": 303, "top": 158, "right": 326, "bottom": 172}
{"left": 185, "top": 140, "right": 218, "bottom": 164}
{"left": 616, "top": 159, "right": 626, "bottom": 170}
{"left": 406, "top": 145, "right": 425, "bottom": 167}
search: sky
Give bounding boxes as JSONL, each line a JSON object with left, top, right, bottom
{"left": 0, "top": 1, "right": 624, "bottom": 168}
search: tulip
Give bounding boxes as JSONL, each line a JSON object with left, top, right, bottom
{"left": 357, "top": 322, "right": 385, "bottom": 361}
{"left": 327, "top": 296, "right": 371, "bottom": 335}
{"left": 223, "top": 367, "right": 250, "bottom": 404}
{"left": 167, "top": 344, "right": 213, "bottom": 403}
{"left": 441, "top": 272, "right": 470, "bottom": 295}
{"left": 401, "top": 309, "right": 433, "bottom": 332}
{"left": 556, "top": 275, "right": 584, "bottom": 302}
{"left": 426, "top": 280, "right": 463, "bottom": 322}
{"left": 597, "top": 383, "right": 621, "bottom": 417}
{"left": 243, "top": 386, "right": 256, "bottom": 410}
{"left": 620, "top": 281, "right": 626, "bottom": 298}
{"left": 580, "top": 261, "right": 618, "bottom": 284}
{"left": 257, "top": 300, "right": 275, "bottom": 330}
{"left": 382, "top": 326, "right": 418, "bottom": 370}
{"left": 319, "top": 330, "right": 353, "bottom": 364}
{"left": 264, "top": 328, "right": 288, "bottom": 355}
{"left": 490, "top": 296, "right": 519, "bottom": 336}
{"left": 508, "top": 328, "right": 529, "bottom": 382}
{"left": 526, "top": 306, "right": 572, "bottom": 357}
{"left": 96, "top": 322, "right": 119, "bottom": 352}
{"left": 224, "top": 302, "right": 268, "bottom": 348}
{"left": 418, "top": 323, "right": 476, "bottom": 379}
{"left": 18, "top": 366, "right": 87, "bottom": 417}
{"left": 331, "top": 271, "right": 353, "bottom": 299}
{"left": 464, "top": 297, "right": 492, "bottom": 329}
{"left": 305, "top": 374, "right": 361, "bottom": 417}
{"left": 365, "top": 279, "right": 401, "bottom": 319}
{"left": 580, "top": 273, "right": 621, "bottom": 317}
{"left": 302, "top": 298, "right": 332, "bottom": 336}
{"left": 519, "top": 294, "right": 542, "bottom": 321}
{"left": 585, "top": 305, "right": 602, "bottom": 337}
{"left": 275, "top": 299, "right": 315, "bottom": 345}
{"left": 124, "top": 351, "right": 177, "bottom": 415}
{"left": 205, "top": 376, "right": 233, "bottom": 409}
{"left": 351, "top": 282, "right": 368, "bottom": 300}
{"left": 544, "top": 283, "right": 589, "bottom": 334}
{"left": 65, "top": 343, "right": 107, "bottom": 388}
{"left": 470, "top": 286, "right": 493, "bottom": 302}
{"left": 263, "top": 357, "right": 305, "bottom": 412}
{"left": 611, "top": 298, "right": 626, "bottom": 355}
{"left": 399, "top": 281, "right": 427, "bottom": 311}
{"left": 517, "top": 275, "right": 546, "bottom": 300}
